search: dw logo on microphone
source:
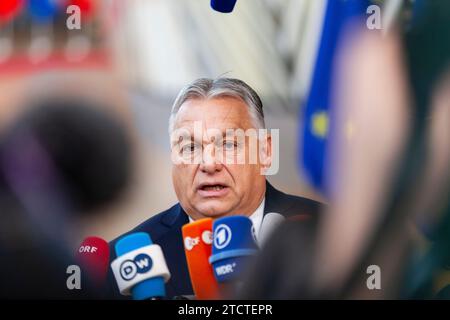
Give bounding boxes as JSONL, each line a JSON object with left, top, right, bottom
{"left": 119, "top": 253, "right": 153, "bottom": 281}
{"left": 214, "top": 224, "right": 232, "bottom": 249}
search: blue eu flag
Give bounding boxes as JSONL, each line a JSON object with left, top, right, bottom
{"left": 300, "top": 0, "right": 371, "bottom": 193}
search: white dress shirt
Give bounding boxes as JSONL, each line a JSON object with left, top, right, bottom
{"left": 187, "top": 198, "right": 266, "bottom": 244}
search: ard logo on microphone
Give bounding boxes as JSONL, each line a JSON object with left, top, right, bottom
{"left": 120, "top": 253, "right": 153, "bottom": 281}
{"left": 214, "top": 224, "right": 232, "bottom": 249}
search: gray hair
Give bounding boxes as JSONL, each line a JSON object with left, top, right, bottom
{"left": 168, "top": 78, "right": 265, "bottom": 134}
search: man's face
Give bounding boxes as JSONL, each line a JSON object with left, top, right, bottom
{"left": 171, "top": 97, "right": 270, "bottom": 220}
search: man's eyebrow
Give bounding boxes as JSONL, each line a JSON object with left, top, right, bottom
{"left": 223, "top": 127, "right": 244, "bottom": 132}
{"left": 171, "top": 133, "right": 193, "bottom": 146}
{"left": 176, "top": 135, "right": 194, "bottom": 143}
{"left": 172, "top": 126, "right": 247, "bottom": 145}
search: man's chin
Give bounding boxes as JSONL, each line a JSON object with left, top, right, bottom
{"left": 194, "top": 203, "right": 234, "bottom": 219}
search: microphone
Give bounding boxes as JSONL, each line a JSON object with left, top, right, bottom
{"left": 111, "top": 232, "right": 170, "bottom": 300}
{"left": 182, "top": 218, "right": 220, "bottom": 299}
{"left": 258, "top": 212, "right": 285, "bottom": 247}
{"left": 210, "top": 0, "right": 237, "bottom": 13}
{"left": 75, "top": 236, "right": 109, "bottom": 287}
{"left": 1, "top": 99, "right": 132, "bottom": 214}
{"left": 209, "top": 216, "right": 258, "bottom": 283}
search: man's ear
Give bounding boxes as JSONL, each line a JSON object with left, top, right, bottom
{"left": 259, "top": 132, "right": 272, "bottom": 172}
{"left": 260, "top": 129, "right": 279, "bottom": 176}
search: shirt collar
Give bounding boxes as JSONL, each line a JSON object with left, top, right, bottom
{"left": 249, "top": 198, "right": 265, "bottom": 244}
{"left": 187, "top": 198, "right": 266, "bottom": 244}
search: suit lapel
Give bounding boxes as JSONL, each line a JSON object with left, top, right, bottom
{"left": 264, "top": 181, "right": 290, "bottom": 216}
{"left": 155, "top": 204, "right": 192, "bottom": 296}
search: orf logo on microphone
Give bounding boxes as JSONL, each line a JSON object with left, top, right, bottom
{"left": 119, "top": 253, "right": 153, "bottom": 281}
{"left": 214, "top": 224, "right": 232, "bottom": 249}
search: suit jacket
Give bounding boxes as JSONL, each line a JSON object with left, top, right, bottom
{"left": 106, "top": 182, "right": 322, "bottom": 299}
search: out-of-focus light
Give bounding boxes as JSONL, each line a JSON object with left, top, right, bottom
{"left": 0, "top": 38, "right": 13, "bottom": 63}
{"left": 28, "top": 36, "right": 52, "bottom": 64}
{"left": 65, "top": 34, "right": 91, "bottom": 62}
{"left": 28, "top": 0, "right": 60, "bottom": 23}
{"left": 0, "top": 0, "right": 24, "bottom": 24}
{"left": 67, "top": 0, "right": 96, "bottom": 20}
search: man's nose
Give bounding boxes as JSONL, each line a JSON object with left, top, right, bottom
{"left": 199, "top": 143, "right": 223, "bottom": 173}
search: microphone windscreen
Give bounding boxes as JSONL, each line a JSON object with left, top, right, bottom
{"left": 75, "top": 236, "right": 109, "bottom": 285}
{"left": 210, "top": 0, "right": 237, "bottom": 13}
{"left": 182, "top": 218, "right": 220, "bottom": 299}
{"left": 209, "top": 216, "right": 258, "bottom": 283}
{"left": 112, "top": 232, "right": 170, "bottom": 300}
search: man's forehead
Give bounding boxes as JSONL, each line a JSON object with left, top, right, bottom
{"left": 174, "top": 97, "right": 254, "bottom": 130}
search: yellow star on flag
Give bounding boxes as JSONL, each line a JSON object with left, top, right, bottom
{"left": 311, "top": 111, "right": 329, "bottom": 138}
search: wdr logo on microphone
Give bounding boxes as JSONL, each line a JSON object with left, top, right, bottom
{"left": 215, "top": 262, "right": 237, "bottom": 276}
{"left": 119, "top": 253, "right": 153, "bottom": 281}
{"left": 214, "top": 224, "right": 232, "bottom": 249}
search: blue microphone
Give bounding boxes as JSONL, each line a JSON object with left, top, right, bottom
{"left": 211, "top": 0, "right": 237, "bottom": 13}
{"left": 111, "top": 232, "right": 171, "bottom": 300}
{"left": 209, "top": 216, "right": 258, "bottom": 282}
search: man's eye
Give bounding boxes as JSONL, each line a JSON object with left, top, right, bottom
{"left": 223, "top": 141, "right": 237, "bottom": 150}
{"left": 181, "top": 143, "right": 198, "bottom": 153}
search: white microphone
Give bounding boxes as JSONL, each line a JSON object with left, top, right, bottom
{"left": 258, "top": 212, "right": 285, "bottom": 247}
{"left": 111, "top": 233, "right": 171, "bottom": 300}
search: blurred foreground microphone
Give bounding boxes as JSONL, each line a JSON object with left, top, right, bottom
{"left": 0, "top": 98, "right": 131, "bottom": 260}
{"left": 111, "top": 232, "right": 171, "bottom": 300}
{"left": 182, "top": 218, "right": 220, "bottom": 299}
{"left": 259, "top": 212, "right": 285, "bottom": 247}
{"left": 75, "top": 236, "right": 109, "bottom": 287}
{"left": 209, "top": 216, "right": 258, "bottom": 284}
{"left": 2, "top": 99, "right": 132, "bottom": 214}
{"left": 211, "top": 0, "right": 237, "bottom": 13}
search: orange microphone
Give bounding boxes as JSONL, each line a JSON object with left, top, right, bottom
{"left": 182, "top": 218, "right": 221, "bottom": 299}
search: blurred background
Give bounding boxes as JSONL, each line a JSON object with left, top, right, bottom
{"left": 1, "top": 0, "right": 340, "bottom": 241}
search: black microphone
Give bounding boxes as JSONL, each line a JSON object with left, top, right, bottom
{"left": 211, "top": 0, "right": 237, "bottom": 13}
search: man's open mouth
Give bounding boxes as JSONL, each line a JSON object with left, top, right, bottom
{"left": 197, "top": 183, "right": 229, "bottom": 196}
{"left": 199, "top": 184, "right": 226, "bottom": 191}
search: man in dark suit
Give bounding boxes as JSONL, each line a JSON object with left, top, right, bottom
{"left": 108, "top": 78, "right": 322, "bottom": 299}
